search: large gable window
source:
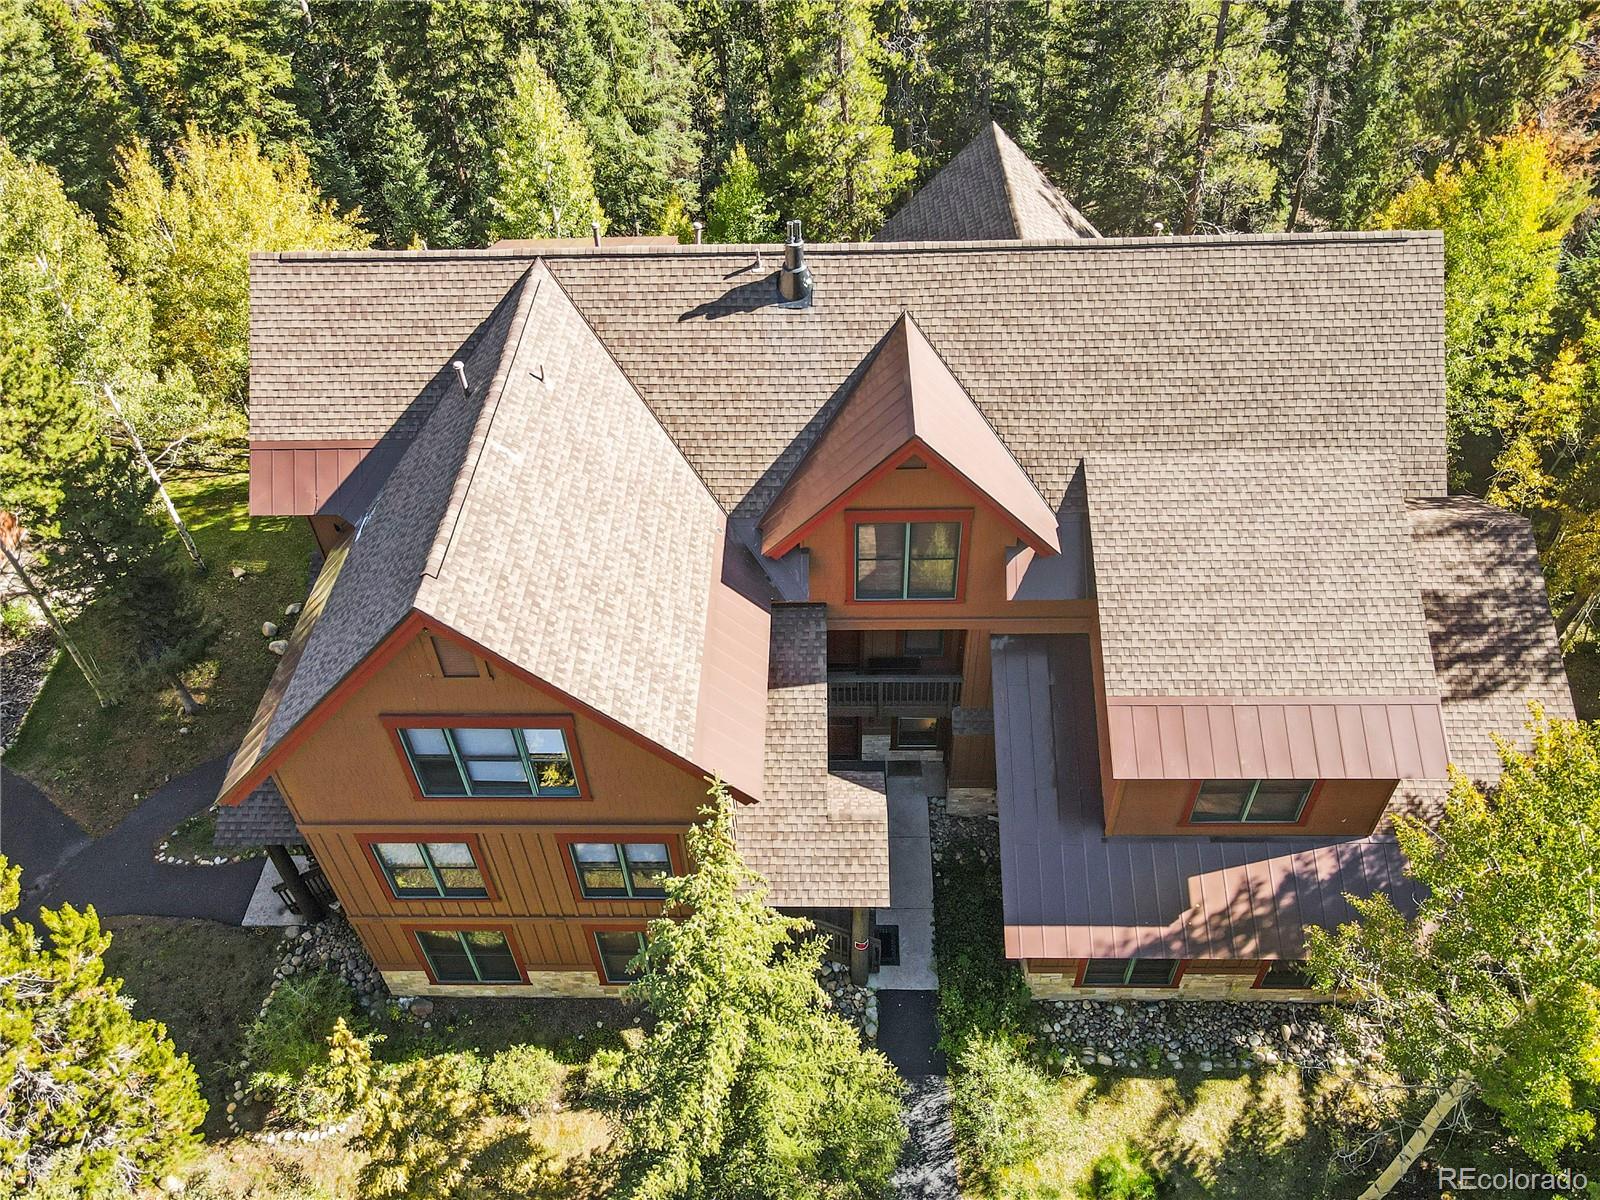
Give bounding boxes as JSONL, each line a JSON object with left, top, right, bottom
{"left": 392, "top": 718, "right": 582, "bottom": 799}
{"left": 853, "top": 517, "right": 963, "bottom": 601}
{"left": 1188, "top": 779, "right": 1314, "bottom": 825}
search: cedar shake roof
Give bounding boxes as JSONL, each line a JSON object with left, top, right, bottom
{"left": 760, "top": 314, "right": 1060, "bottom": 557}
{"left": 224, "top": 262, "right": 771, "bottom": 807}
{"left": 1390, "top": 497, "right": 1575, "bottom": 824}
{"left": 875, "top": 122, "right": 1099, "bottom": 242}
{"left": 744, "top": 604, "right": 890, "bottom": 907}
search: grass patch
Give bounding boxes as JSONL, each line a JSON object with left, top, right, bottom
{"left": 102, "top": 915, "right": 282, "bottom": 1136}
{"left": 161, "top": 804, "right": 262, "bottom": 863}
{"left": 4, "top": 472, "right": 313, "bottom": 833}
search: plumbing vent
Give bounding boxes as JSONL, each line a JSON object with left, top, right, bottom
{"left": 778, "top": 219, "right": 813, "bottom": 306}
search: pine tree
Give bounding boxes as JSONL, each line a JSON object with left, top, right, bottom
{"left": 110, "top": 128, "right": 372, "bottom": 409}
{"left": 705, "top": 143, "right": 775, "bottom": 241}
{"left": 761, "top": 0, "right": 916, "bottom": 241}
{"left": 540, "top": 0, "right": 702, "bottom": 235}
{"left": 679, "top": 0, "right": 775, "bottom": 196}
{"left": 365, "top": 60, "right": 455, "bottom": 248}
{"left": 598, "top": 782, "right": 906, "bottom": 1197}
{"left": 0, "top": 0, "right": 135, "bottom": 220}
{"left": 356, "top": 1054, "right": 484, "bottom": 1200}
{"left": 1267, "top": 0, "right": 1358, "bottom": 230}
{"left": 487, "top": 49, "right": 606, "bottom": 240}
{"left": 0, "top": 854, "right": 206, "bottom": 1196}
{"left": 0, "top": 337, "right": 214, "bottom": 704}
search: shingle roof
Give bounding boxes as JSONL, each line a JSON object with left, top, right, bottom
{"left": 1390, "top": 498, "right": 1575, "bottom": 823}
{"left": 214, "top": 778, "right": 301, "bottom": 847}
{"left": 741, "top": 604, "right": 890, "bottom": 907}
{"left": 875, "top": 123, "right": 1099, "bottom": 242}
{"left": 226, "top": 262, "right": 771, "bottom": 806}
{"left": 1086, "top": 446, "right": 1441, "bottom": 697}
{"left": 760, "top": 313, "right": 1061, "bottom": 557}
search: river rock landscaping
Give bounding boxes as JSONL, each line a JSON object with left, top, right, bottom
{"left": 1039, "top": 998, "right": 1356, "bottom": 1072}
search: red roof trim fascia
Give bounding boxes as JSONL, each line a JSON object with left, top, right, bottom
{"left": 764, "top": 439, "right": 1057, "bottom": 559}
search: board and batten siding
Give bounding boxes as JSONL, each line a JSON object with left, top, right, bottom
{"left": 273, "top": 628, "right": 708, "bottom": 986}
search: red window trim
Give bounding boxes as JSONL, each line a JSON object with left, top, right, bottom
{"left": 844, "top": 508, "right": 974, "bottom": 607}
{"left": 581, "top": 921, "right": 651, "bottom": 986}
{"left": 1072, "top": 957, "right": 1188, "bottom": 989}
{"left": 1177, "top": 780, "right": 1323, "bottom": 830}
{"left": 380, "top": 713, "right": 591, "bottom": 802}
{"left": 356, "top": 831, "right": 499, "bottom": 903}
{"left": 555, "top": 832, "right": 687, "bottom": 907}
{"left": 402, "top": 922, "right": 528, "bottom": 986}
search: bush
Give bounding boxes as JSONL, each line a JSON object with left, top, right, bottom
{"left": 933, "top": 835, "right": 1033, "bottom": 1053}
{"left": 244, "top": 970, "right": 354, "bottom": 1076}
{"left": 483, "top": 1044, "right": 562, "bottom": 1115}
{"left": 949, "top": 1034, "right": 1053, "bottom": 1186}
{"left": 1089, "top": 1143, "right": 1160, "bottom": 1199}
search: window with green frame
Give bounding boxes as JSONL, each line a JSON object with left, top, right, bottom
{"left": 1189, "top": 779, "right": 1313, "bottom": 824}
{"left": 1257, "top": 961, "right": 1314, "bottom": 990}
{"left": 593, "top": 930, "right": 646, "bottom": 983}
{"left": 372, "top": 842, "right": 487, "bottom": 898}
{"left": 398, "top": 725, "right": 580, "bottom": 797}
{"left": 568, "top": 842, "right": 672, "bottom": 899}
{"left": 1079, "top": 958, "right": 1180, "bottom": 988}
{"left": 414, "top": 929, "right": 520, "bottom": 983}
{"left": 854, "top": 520, "right": 961, "bottom": 600}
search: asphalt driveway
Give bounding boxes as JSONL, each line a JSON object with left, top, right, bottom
{"left": 1, "top": 757, "right": 260, "bottom": 924}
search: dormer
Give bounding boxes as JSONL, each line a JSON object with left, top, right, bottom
{"left": 760, "top": 316, "right": 1061, "bottom": 608}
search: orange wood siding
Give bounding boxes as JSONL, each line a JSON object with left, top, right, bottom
{"left": 351, "top": 915, "right": 602, "bottom": 972}
{"left": 1106, "top": 778, "right": 1398, "bottom": 836}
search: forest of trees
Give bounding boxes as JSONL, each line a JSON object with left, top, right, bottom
{"left": 2, "top": 0, "right": 1599, "bottom": 669}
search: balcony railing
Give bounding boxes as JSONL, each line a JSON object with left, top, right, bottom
{"left": 826, "top": 672, "right": 963, "bottom": 713}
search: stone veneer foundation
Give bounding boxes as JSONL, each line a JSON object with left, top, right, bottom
{"left": 381, "top": 968, "right": 622, "bottom": 1000}
{"left": 1023, "top": 963, "right": 1334, "bottom": 1003}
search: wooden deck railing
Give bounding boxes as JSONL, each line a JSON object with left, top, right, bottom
{"left": 826, "top": 672, "right": 963, "bottom": 713}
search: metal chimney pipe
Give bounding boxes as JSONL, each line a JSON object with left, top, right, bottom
{"left": 591, "top": 220, "right": 601, "bottom": 247}
{"left": 692, "top": 221, "right": 704, "bottom": 245}
{"left": 779, "top": 219, "right": 813, "bottom": 305}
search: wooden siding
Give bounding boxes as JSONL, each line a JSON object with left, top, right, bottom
{"left": 1107, "top": 777, "right": 1398, "bottom": 837}
{"left": 352, "top": 915, "right": 604, "bottom": 973}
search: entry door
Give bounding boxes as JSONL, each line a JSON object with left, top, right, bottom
{"left": 828, "top": 715, "right": 861, "bottom": 761}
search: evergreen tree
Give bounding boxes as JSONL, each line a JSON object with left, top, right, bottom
{"left": 365, "top": 60, "right": 456, "bottom": 248}
{"left": 85, "top": 0, "right": 309, "bottom": 158}
{"left": 541, "top": 0, "right": 702, "bottom": 235}
{"left": 1308, "top": 713, "right": 1600, "bottom": 1167}
{"left": 679, "top": 0, "right": 775, "bottom": 195}
{"left": 110, "top": 128, "right": 371, "bottom": 409}
{"left": 0, "top": 337, "right": 214, "bottom": 702}
{"left": 761, "top": 0, "right": 916, "bottom": 240}
{"left": 599, "top": 782, "right": 906, "bottom": 1198}
{"left": 487, "top": 49, "right": 606, "bottom": 240}
{"left": 357, "top": 1054, "right": 484, "bottom": 1200}
{"left": 0, "top": 854, "right": 206, "bottom": 1195}
{"left": 0, "top": 0, "right": 135, "bottom": 220}
{"left": 705, "top": 144, "right": 775, "bottom": 242}
{"left": 1267, "top": 0, "right": 1358, "bottom": 230}
{"left": 1374, "top": 129, "right": 1590, "bottom": 483}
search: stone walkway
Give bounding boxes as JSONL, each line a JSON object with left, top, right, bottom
{"left": 873, "top": 769, "right": 937, "bottom": 989}
{"left": 893, "top": 1076, "right": 960, "bottom": 1199}
{"left": 2, "top": 758, "right": 262, "bottom": 924}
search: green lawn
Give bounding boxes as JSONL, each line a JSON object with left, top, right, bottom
{"left": 5, "top": 472, "right": 313, "bottom": 834}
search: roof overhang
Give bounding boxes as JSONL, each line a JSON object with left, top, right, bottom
{"left": 1105, "top": 695, "right": 1450, "bottom": 781}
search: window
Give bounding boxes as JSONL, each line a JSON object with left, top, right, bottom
{"left": 593, "top": 930, "right": 646, "bottom": 983}
{"left": 1079, "top": 958, "right": 1180, "bottom": 988}
{"left": 854, "top": 520, "right": 962, "bottom": 600}
{"left": 902, "top": 630, "right": 945, "bottom": 657}
{"left": 1257, "top": 961, "right": 1315, "bottom": 990}
{"left": 1189, "top": 779, "right": 1313, "bottom": 824}
{"left": 396, "top": 723, "right": 580, "bottom": 798}
{"left": 569, "top": 842, "right": 672, "bottom": 899}
{"left": 372, "top": 841, "right": 488, "bottom": 898}
{"left": 893, "top": 716, "right": 940, "bottom": 750}
{"left": 414, "top": 928, "right": 521, "bottom": 983}
{"left": 431, "top": 635, "right": 479, "bottom": 677}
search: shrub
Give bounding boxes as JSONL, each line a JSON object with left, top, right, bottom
{"left": 244, "top": 970, "right": 353, "bottom": 1076}
{"left": 483, "top": 1044, "right": 563, "bottom": 1115}
{"left": 933, "top": 835, "right": 1033, "bottom": 1053}
{"left": 949, "top": 1034, "right": 1053, "bottom": 1186}
{"left": 357, "top": 1054, "right": 485, "bottom": 1200}
{"left": 1089, "top": 1143, "right": 1160, "bottom": 1200}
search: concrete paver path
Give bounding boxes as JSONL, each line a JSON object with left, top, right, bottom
{"left": 2, "top": 757, "right": 261, "bottom": 924}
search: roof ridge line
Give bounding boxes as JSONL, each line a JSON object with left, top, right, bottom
{"left": 423, "top": 266, "right": 542, "bottom": 580}
{"left": 986, "top": 122, "right": 1027, "bottom": 240}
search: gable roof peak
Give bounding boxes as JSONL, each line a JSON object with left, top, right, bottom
{"left": 760, "top": 312, "right": 1061, "bottom": 558}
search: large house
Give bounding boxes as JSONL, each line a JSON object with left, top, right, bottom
{"left": 216, "top": 124, "right": 1574, "bottom": 1000}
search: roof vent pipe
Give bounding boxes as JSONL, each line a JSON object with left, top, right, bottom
{"left": 591, "top": 220, "right": 601, "bottom": 247}
{"left": 452, "top": 361, "right": 469, "bottom": 394}
{"left": 779, "top": 219, "right": 813, "bottom": 306}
